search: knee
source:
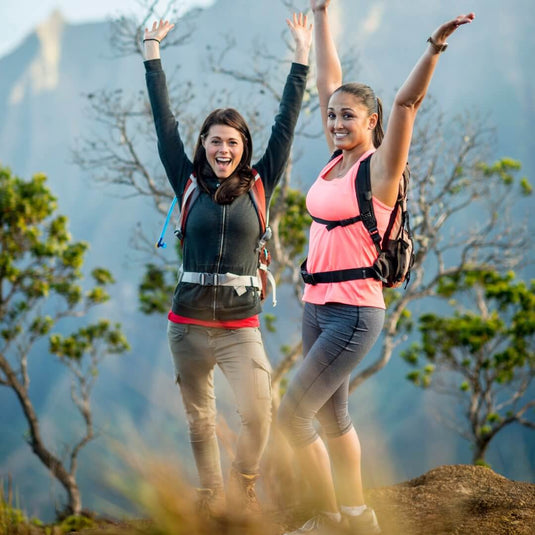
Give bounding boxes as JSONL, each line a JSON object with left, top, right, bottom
{"left": 318, "top": 410, "right": 353, "bottom": 440}
{"left": 188, "top": 416, "right": 216, "bottom": 442}
{"left": 321, "top": 418, "right": 353, "bottom": 439}
{"left": 277, "top": 398, "right": 317, "bottom": 448}
{"left": 239, "top": 402, "right": 272, "bottom": 436}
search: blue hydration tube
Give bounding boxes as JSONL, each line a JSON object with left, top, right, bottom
{"left": 155, "top": 197, "right": 177, "bottom": 249}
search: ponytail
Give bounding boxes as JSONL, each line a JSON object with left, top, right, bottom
{"left": 373, "top": 96, "right": 384, "bottom": 148}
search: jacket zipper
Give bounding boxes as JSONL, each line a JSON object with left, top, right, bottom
{"left": 213, "top": 204, "right": 226, "bottom": 320}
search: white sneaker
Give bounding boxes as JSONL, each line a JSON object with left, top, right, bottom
{"left": 284, "top": 513, "right": 342, "bottom": 534}
{"left": 343, "top": 506, "right": 381, "bottom": 534}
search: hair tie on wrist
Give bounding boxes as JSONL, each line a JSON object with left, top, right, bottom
{"left": 143, "top": 38, "right": 160, "bottom": 44}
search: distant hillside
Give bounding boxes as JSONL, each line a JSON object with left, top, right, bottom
{"left": 0, "top": 0, "right": 533, "bottom": 521}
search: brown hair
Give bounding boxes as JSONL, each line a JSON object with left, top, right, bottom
{"left": 193, "top": 108, "right": 254, "bottom": 204}
{"left": 333, "top": 83, "right": 384, "bottom": 148}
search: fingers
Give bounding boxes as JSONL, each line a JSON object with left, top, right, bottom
{"left": 449, "top": 12, "right": 475, "bottom": 31}
{"left": 286, "top": 12, "right": 310, "bottom": 30}
{"left": 453, "top": 12, "right": 475, "bottom": 27}
{"left": 144, "top": 19, "right": 175, "bottom": 40}
{"left": 431, "top": 12, "right": 475, "bottom": 44}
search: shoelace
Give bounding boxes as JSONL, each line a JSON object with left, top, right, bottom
{"left": 297, "top": 514, "right": 329, "bottom": 532}
{"left": 244, "top": 484, "right": 257, "bottom": 501}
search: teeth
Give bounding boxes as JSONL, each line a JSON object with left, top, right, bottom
{"left": 216, "top": 158, "right": 231, "bottom": 164}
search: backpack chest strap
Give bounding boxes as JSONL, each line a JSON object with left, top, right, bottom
{"left": 311, "top": 214, "right": 363, "bottom": 231}
{"left": 300, "top": 259, "right": 379, "bottom": 285}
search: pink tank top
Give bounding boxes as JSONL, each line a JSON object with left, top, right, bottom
{"left": 303, "top": 149, "right": 393, "bottom": 309}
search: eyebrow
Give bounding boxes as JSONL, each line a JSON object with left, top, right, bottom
{"left": 208, "top": 135, "right": 240, "bottom": 141}
{"left": 327, "top": 107, "right": 355, "bottom": 111}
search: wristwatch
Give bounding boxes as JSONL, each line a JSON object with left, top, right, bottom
{"left": 427, "top": 36, "right": 448, "bottom": 53}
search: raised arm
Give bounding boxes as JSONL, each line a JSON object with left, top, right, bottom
{"left": 255, "top": 14, "right": 311, "bottom": 196}
{"left": 143, "top": 19, "right": 192, "bottom": 197}
{"left": 372, "top": 13, "right": 475, "bottom": 205}
{"left": 310, "top": 0, "right": 341, "bottom": 153}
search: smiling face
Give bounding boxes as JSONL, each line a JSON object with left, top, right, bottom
{"left": 327, "top": 90, "right": 378, "bottom": 151}
{"left": 202, "top": 124, "right": 245, "bottom": 179}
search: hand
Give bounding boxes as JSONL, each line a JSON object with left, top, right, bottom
{"left": 144, "top": 19, "right": 175, "bottom": 43}
{"left": 430, "top": 12, "right": 475, "bottom": 45}
{"left": 286, "top": 12, "right": 313, "bottom": 57}
{"left": 310, "top": 0, "right": 331, "bottom": 12}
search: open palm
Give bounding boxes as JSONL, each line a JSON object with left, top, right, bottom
{"left": 144, "top": 19, "right": 175, "bottom": 43}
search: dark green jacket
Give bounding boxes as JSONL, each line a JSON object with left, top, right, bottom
{"left": 145, "top": 59, "right": 308, "bottom": 320}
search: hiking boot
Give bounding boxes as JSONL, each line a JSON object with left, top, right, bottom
{"left": 343, "top": 507, "right": 381, "bottom": 534}
{"left": 196, "top": 487, "right": 226, "bottom": 517}
{"left": 283, "top": 513, "right": 344, "bottom": 534}
{"left": 228, "top": 468, "right": 262, "bottom": 514}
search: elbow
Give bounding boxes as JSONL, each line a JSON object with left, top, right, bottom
{"left": 394, "top": 93, "right": 425, "bottom": 112}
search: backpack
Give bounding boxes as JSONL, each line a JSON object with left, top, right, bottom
{"left": 300, "top": 152, "right": 414, "bottom": 289}
{"left": 156, "top": 171, "right": 276, "bottom": 305}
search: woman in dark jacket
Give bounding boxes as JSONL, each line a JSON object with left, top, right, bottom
{"left": 143, "top": 14, "right": 311, "bottom": 514}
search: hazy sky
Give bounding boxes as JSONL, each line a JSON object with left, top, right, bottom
{"left": 0, "top": 0, "right": 215, "bottom": 57}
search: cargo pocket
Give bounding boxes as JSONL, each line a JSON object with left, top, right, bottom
{"left": 167, "top": 322, "right": 189, "bottom": 343}
{"left": 167, "top": 322, "right": 189, "bottom": 382}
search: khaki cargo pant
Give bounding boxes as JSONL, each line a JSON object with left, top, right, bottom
{"left": 167, "top": 321, "right": 272, "bottom": 490}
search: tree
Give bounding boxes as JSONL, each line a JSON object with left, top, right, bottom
{"left": 348, "top": 106, "right": 533, "bottom": 393}
{"left": 0, "top": 165, "right": 129, "bottom": 517}
{"left": 402, "top": 269, "right": 535, "bottom": 464}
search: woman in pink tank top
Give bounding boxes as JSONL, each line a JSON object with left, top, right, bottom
{"left": 278, "top": 3, "right": 475, "bottom": 534}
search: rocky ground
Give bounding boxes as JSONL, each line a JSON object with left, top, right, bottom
{"left": 366, "top": 464, "right": 535, "bottom": 535}
{"left": 5, "top": 464, "right": 534, "bottom": 534}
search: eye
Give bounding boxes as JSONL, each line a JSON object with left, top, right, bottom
{"left": 327, "top": 112, "right": 336, "bottom": 120}
{"left": 343, "top": 113, "right": 354, "bottom": 120}
{"left": 229, "top": 140, "right": 239, "bottom": 146}
{"left": 210, "top": 139, "right": 222, "bottom": 145}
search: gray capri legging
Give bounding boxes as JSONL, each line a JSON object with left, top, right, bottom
{"left": 278, "top": 302, "right": 385, "bottom": 448}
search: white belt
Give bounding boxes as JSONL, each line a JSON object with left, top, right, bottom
{"left": 180, "top": 271, "right": 261, "bottom": 296}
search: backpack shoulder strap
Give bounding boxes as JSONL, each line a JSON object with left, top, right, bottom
{"left": 172, "top": 170, "right": 268, "bottom": 245}
{"left": 329, "top": 149, "right": 342, "bottom": 162}
{"left": 175, "top": 174, "right": 199, "bottom": 242}
{"left": 248, "top": 169, "right": 267, "bottom": 234}
{"left": 355, "top": 154, "right": 382, "bottom": 254}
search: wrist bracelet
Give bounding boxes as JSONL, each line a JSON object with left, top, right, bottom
{"left": 427, "top": 36, "right": 448, "bottom": 54}
{"left": 143, "top": 38, "right": 160, "bottom": 44}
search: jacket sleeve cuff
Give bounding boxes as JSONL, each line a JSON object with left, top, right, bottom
{"left": 144, "top": 58, "right": 163, "bottom": 72}
{"left": 290, "top": 62, "right": 309, "bottom": 76}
